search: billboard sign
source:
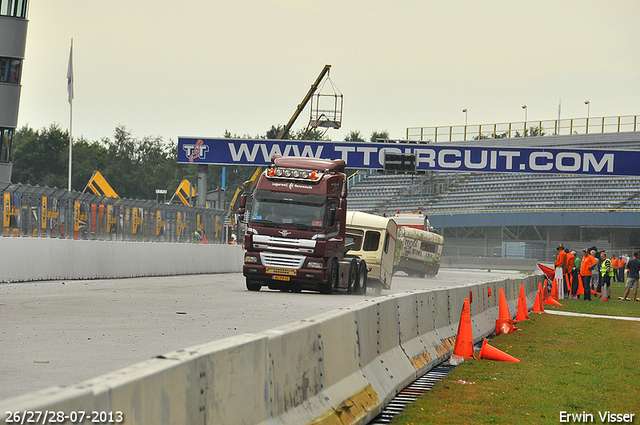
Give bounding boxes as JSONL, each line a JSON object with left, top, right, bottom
{"left": 177, "top": 138, "right": 640, "bottom": 176}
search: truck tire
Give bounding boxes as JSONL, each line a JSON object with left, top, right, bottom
{"left": 357, "top": 260, "right": 368, "bottom": 295}
{"left": 320, "top": 259, "right": 338, "bottom": 294}
{"left": 347, "top": 258, "right": 359, "bottom": 294}
{"left": 246, "top": 278, "right": 262, "bottom": 291}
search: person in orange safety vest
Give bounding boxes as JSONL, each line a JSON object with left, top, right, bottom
{"left": 566, "top": 249, "right": 576, "bottom": 296}
{"left": 555, "top": 244, "right": 567, "bottom": 297}
{"left": 580, "top": 248, "right": 597, "bottom": 301}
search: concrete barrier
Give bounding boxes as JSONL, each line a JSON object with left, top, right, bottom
{"left": 0, "top": 274, "right": 543, "bottom": 425}
{"left": 0, "top": 238, "right": 244, "bottom": 282}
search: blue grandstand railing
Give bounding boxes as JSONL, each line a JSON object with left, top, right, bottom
{"left": 347, "top": 170, "right": 369, "bottom": 189}
{"left": 406, "top": 114, "right": 640, "bottom": 142}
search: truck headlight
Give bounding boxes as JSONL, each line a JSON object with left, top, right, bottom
{"left": 308, "top": 261, "right": 323, "bottom": 269}
{"left": 244, "top": 255, "right": 259, "bottom": 263}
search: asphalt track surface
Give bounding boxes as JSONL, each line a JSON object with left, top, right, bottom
{"left": 0, "top": 268, "right": 523, "bottom": 401}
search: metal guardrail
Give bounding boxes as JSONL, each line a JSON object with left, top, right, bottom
{"left": 1, "top": 182, "right": 227, "bottom": 243}
{"left": 406, "top": 115, "right": 640, "bottom": 142}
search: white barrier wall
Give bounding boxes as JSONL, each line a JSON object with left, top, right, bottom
{"left": 0, "top": 238, "right": 244, "bottom": 282}
{"left": 0, "top": 274, "right": 542, "bottom": 425}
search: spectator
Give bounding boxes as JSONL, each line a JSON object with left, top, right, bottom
{"left": 555, "top": 244, "right": 567, "bottom": 296}
{"left": 590, "top": 250, "right": 600, "bottom": 294}
{"left": 612, "top": 256, "right": 620, "bottom": 282}
{"left": 618, "top": 256, "right": 627, "bottom": 283}
{"left": 566, "top": 249, "right": 577, "bottom": 297}
{"left": 599, "top": 252, "right": 614, "bottom": 299}
{"left": 580, "top": 249, "right": 596, "bottom": 301}
{"left": 622, "top": 251, "right": 640, "bottom": 301}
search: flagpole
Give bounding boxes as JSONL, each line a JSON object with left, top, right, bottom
{"left": 68, "top": 91, "right": 73, "bottom": 191}
{"left": 67, "top": 38, "right": 74, "bottom": 191}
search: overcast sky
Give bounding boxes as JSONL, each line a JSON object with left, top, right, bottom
{"left": 18, "top": 0, "right": 640, "bottom": 144}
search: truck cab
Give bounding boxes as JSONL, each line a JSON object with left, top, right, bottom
{"left": 242, "top": 155, "right": 364, "bottom": 294}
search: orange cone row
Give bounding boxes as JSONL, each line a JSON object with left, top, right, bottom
{"left": 451, "top": 291, "right": 522, "bottom": 364}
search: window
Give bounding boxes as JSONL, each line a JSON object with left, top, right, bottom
{"left": 363, "top": 231, "right": 380, "bottom": 252}
{"left": 0, "top": 128, "right": 14, "bottom": 162}
{"left": 383, "top": 233, "right": 390, "bottom": 254}
{"left": 249, "top": 199, "right": 325, "bottom": 229}
{"left": 327, "top": 202, "right": 337, "bottom": 228}
{"left": 346, "top": 229, "right": 364, "bottom": 251}
{"left": 420, "top": 241, "right": 438, "bottom": 253}
{"left": 1, "top": 0, "right": 29, "bottom": 18}
{"left": 0, "top": 58, "right": 22, "bottom": 84}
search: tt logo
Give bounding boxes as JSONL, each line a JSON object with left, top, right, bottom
{"left": 183, "top": 142, "right": 209, "bottom": 161}
{"left": 279, "top": 230, "right": 292, "bottom": 237}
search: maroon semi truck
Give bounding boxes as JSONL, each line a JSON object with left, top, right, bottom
{"left": 239, "top": 155, "right": 370, "bottom": 294}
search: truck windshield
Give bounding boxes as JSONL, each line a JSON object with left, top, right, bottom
{"left": 250, "top": 199, "right": 325, "bottom": 229}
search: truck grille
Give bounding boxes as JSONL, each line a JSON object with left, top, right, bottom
{"left": 260, "top": 252, "right": 306, "bottom": 269}
{"left": 253, "top": 235, "right": 316, "bottom": 254}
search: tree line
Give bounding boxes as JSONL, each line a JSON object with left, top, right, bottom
{"left": 10, "top": 124, "right": 389, "bottom": 203}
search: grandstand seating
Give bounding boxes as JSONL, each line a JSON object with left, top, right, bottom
{"left": 348, "top": 171, "right": 640, "bottom": 217}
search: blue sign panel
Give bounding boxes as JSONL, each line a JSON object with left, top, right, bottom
{"left": 177, "top": 138, "right": 640, "bottom": 176}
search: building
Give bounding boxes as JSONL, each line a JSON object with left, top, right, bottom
{"left": 0, "top": 0, "right": 29, "bottom": 183}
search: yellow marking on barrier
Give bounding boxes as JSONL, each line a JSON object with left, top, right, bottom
{"left": 411, "top": 350, "right": 432, "bottom": 370}
{"left": 436, "top": 336, "right": 456, "bottom": 356}
{"left": 308, "top": 384, "right": 379, "bottom": 425}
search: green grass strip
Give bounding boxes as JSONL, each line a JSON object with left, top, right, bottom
{"left": 391, "top": 281, "right": 640, "bottom": 425}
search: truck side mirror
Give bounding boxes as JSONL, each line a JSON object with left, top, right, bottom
{"left": 238, "top": 194, "right": 247, "bottom": 221}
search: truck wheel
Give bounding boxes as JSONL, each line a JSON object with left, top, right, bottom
{"left": 357, "top": 261, "right": 368, "bottom": 295}
{"left": 246, "top": 278, "right": 262, "bottom": 291}
{"left": 320, "top": 259, "right": 338, "bottom": 294}
{"left": 347, "top": 258, "right": 359, "bottom": 294}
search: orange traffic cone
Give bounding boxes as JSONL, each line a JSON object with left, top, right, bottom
{"left": 478, "top": 338, "right": 520, "bottom": 363}
{"left": 516, "top": 296, "right": 529, "bottom": 321}
{"left": 451, "top": 298, "right": 474, "bottom": 363}
{"left": 550, "top": 278, "right": 559, "bottom": 300}
{"left": 495, "top": 288, "right": 514, "bottom": 335}
{"left": 531, "top": 290, "right": 544, "bottom": 313}
{"left": 518, "top": 284, "right": 527, "bottom": 305}
{"left": 575, "top": 275, "right": 584, "bottom": 296}
{"left": 544, "top": 297, "right": 563, "bottom": 306}
{"left": 601, "top": 282, "right": 609, "bottom": 302}
{"left": 488, "top": 286, "right": 492, "bottom": 297}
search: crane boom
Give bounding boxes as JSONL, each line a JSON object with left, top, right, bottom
{"left": 276, "top": 64, "right": 331, "bottom": 140}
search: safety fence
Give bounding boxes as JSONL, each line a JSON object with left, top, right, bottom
{"left": 406, "top": 114, "right": 640, "bottom": 142}
{"left": 1, "top": 182, "right": 227, "bottom": 243}
{"left": 0, "top": 274, "right": 542, "bottom": 425}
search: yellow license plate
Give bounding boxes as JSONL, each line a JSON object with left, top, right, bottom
{"left": 266, "top": 267, "right": 297, "bottom": 276}
{"left": 272, "top": 275, "right": 290, "bottom": 281}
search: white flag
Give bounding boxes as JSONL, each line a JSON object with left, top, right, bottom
{"left": 67, "top": 39, "right": 74, "bottom": 104}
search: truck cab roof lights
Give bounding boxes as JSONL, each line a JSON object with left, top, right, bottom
{"left": 266, "top": 166, "right": 323, "bottom": 182}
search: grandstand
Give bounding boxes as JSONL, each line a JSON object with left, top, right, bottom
{"left": 347, "top": 131, "right": 640, "bottom": 262}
